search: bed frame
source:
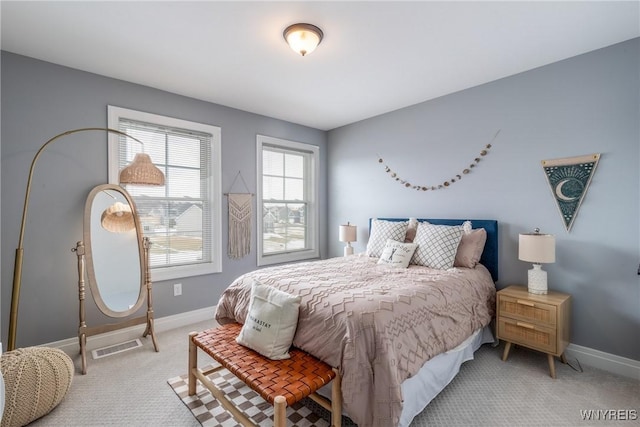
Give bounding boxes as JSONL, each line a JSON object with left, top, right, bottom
{"left": 371, "top": 218, "right": 499, "bottom": 282}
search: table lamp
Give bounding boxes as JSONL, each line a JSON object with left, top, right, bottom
{"left": 339, "top": 222, "right": 357, "bottom": 257}
{"left": 519, "top": 228, "right": 556, "bottom": 294}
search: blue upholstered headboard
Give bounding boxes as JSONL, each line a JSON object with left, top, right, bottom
{"left": 370, "top": 218, "right": 499, "bottom": 282}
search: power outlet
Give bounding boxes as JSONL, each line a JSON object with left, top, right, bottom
{"left": 173, "top": 283, "right": 182, "bottom": 296}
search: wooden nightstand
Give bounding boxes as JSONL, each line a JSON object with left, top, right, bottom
{"left": 497, "top": 285, "right": 571, "bottom": 378}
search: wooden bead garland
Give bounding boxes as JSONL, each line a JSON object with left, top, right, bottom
{"left": 377, "top": 131, "right": 499, "bottom": 191}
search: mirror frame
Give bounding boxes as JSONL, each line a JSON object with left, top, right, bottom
{"left": 83, "top": 183, "right": 145, "bottom": 318}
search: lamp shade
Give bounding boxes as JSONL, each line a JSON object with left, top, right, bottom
{"left": 283, "top": 23, "right": 323, "bottom": 56}
{"left": 119, "top": 153, "right": 165, "bottom": 186}
{"left": 519, "top": 232, "right": 556, "bottom": 264}
{"left": 101, "top": 202, "right": 135, "bottom": 233}
{"left": 339, "top": 223, "right": 357, "bottom": 243}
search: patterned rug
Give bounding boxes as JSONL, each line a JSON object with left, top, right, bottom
{"left": 168, "top": 364, "right": 355, "bottom": 427}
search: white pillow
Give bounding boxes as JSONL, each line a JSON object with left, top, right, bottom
{"left": 411, "top": 223, "right": 464, "bottom": 269}
{"left": 236, "top": 281, "right": 301, "bottom": 360}
{"left": 377, "top": 239, "right": 418, "bottom": 268}
{"left": 366, "top": 219, "right": 409, "bottom": 258}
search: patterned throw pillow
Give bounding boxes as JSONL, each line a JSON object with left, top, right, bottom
{"left": 236, "top": 281, "right": 301, "bottom": 360}
{"left": 377, "top": 239, "right": 418, "bottom": 268}
{"left": 366, "top": 220, "right": 409, "bottom": 258}
{"left": 411, "top": 223, "right": 464, "bottom": 269}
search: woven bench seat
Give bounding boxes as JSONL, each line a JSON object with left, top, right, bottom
{"left": 189, "top": 323, "right": 342, "bottom": 427}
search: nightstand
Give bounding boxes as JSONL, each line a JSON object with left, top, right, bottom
{"left": 497, "top": 285, "right": 571, "bottom": 378}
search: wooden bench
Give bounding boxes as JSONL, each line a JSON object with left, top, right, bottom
{"left": 189, "top": 323, "right": 342, "bottom": 427}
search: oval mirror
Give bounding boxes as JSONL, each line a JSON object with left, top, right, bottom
{"left": 84, "top": 184, "right": 145, "bottom": 318}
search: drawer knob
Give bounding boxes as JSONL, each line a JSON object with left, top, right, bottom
{"left": 516, "top": 321, "right": 535, "bottom": 330}
{"left": 516, "top": 299, "right": 535, "bottom": 307}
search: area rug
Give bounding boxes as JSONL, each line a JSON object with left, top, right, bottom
{"left": 168, "top": 364, "right": 355, "bottom": 427}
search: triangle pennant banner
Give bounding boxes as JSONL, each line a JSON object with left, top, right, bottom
{"left": 542, "top": 153, "right": 600, "bottom": 232}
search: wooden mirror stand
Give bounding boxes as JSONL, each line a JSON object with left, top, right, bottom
{"left": 73, "top": 184, "right": 158, "bottom": 374}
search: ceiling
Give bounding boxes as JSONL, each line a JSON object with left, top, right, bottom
{"left": 2, "top": 1, "right": 638, "bottom": 131}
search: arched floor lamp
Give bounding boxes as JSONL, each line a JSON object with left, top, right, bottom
{"left": 7, "top": 127, "right": 165, "bottom": 351}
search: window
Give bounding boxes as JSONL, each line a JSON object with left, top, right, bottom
{"left": 257, "top": 135, "right": 319, "bottom": 266}
{"left": 108, "top": 106, "right": 221, "bottom": 281}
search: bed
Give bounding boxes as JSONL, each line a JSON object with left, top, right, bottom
{"left": 215, "top": 218, "right": 498, "bottom": 426}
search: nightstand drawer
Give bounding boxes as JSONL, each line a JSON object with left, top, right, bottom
{"left": 498, "top": 317, "right": 557, "bottom": 354}
{"left": 498, "top": 294, "right": 557, "bottom": 327}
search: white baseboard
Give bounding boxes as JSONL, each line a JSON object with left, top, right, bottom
{"left": 44, "top": 306, "right": 216, "bottom": 356}
{"left": 41, "top": 309, "right": 639, "bottom": 380}
{"left": 565, "top": 343, "right": 640, "bottom": 380}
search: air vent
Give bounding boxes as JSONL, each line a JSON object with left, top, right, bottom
{"left": 91, "top": 338, "right": 143, "bottom": 359}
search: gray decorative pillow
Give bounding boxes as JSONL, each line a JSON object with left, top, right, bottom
{"left": 454, "top": 224, "right": 487, "bottom": 268}
{"left": 411, "top": 223, "right": 464, "bottom": 269}
{"left": 377, "top": 239, "right": 418, "bottom": 268}
{"left": 236, "top": 281, "right": 301, "bottom": 360}
{"left": 404, "top": 217, "right": 419, "bottom": 243}
{"left": 366, "top": 220, "right": 408, "bottom": 258}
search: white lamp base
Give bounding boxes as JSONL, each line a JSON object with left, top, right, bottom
{"left": 343, "top": 243, "right": 354, "bottom": 257}
{"left": 528, "top": 263, "right": 548, "bottom": 295}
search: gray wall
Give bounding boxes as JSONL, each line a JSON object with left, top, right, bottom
{"left": 2, "top": 39, "right": 638, "bottom": 361}
{"left": 327, "top": 39, "right": 639, "bottom": 360}
{"left": 1, "top": 52, "right": 328, "bottom": 348}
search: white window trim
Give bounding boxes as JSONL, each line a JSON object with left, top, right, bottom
{"left": 256, "top": 135, "right": 319, "bottom": 266}
{"left": 107, "top": 105, "right": 222, "bottom": 281}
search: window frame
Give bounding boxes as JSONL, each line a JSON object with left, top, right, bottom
{"left": 256, "top": 135, "right": 319, "bottom": 266}
{"left": 107, "top": 105, "right": 222, "bottom": 281}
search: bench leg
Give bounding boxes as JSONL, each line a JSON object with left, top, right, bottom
{"left": 331, "top": 368, "right": 342, "bottom": 427}
{"left": 188, "top": 332, "right": 198, "bottom": 395}
{"left": 274, "top": 396, "right": 287, "bottom": 427}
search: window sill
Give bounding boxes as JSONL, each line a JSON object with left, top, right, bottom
{"left": 150, "top": 262, "right": 221, "bottom": 282}
{"left": 257, "top": 249, "right": 320, "bottom": 267}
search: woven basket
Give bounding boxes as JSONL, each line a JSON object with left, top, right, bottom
{"left": 1, "top": 347, "right": 74, "bottom": 427}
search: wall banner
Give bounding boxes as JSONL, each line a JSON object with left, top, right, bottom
{"left": 541, "top": 153, "right": 600, "bottom": 232}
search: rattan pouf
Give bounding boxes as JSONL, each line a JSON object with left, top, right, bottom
{"left": 1, "top": 347, "right": 74, "bottom": 427}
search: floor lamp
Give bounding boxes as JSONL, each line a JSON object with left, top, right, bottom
{"left": 7, "top": 127, "right": 165, "bottom": 351}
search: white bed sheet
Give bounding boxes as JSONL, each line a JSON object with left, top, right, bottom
{"left": 317, "top": 325, "right": 494, "bottom": 426}
{"left": 399, "top": 325, "right": 494, "bottom": 427}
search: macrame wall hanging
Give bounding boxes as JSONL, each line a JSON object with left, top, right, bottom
{"left": 377, "top": 129, "right": 501, "bottom": 191}
{"left": 225, "top": 171, "right": 253, "bottom": 259}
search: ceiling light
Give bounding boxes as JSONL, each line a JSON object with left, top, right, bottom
{"left": 283, "top": 23, "right": 323, "bottom": 57}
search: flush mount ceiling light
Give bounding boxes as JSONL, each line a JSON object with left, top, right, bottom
{"left": 283, "top": 23, "right": 323, "bottom": 57}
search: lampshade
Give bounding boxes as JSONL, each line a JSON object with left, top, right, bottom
{"left": 283, "top": 23, "right": 323, "bottom": 56}
{"left": 339, "top": 223, "right": 357, "bottom": 243}
{"left": 119, "top": 153, "right": 165, "bottom": 186}
{"left": 519, "top": 232, "right": 556, "bottom": 264}
{"left": 101, "top": 202, "right": 135, "bottom": 233}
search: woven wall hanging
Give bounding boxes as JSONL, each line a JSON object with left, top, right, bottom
{"left": 377, "top": 129, "right": 500, "bottom": 191}
{"left": 225, "top": 171, "right": 253, "bottom": 259}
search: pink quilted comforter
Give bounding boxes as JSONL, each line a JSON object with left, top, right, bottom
{"left": 215, "top": 255, "right": 495, "bottom": 426}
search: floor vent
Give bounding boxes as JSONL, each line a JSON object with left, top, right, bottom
{"left": 91, "top": 338, "right": 143, "bottom": 360}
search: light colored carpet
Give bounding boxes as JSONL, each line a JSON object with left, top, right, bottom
{"left": 28, "top": 319, "right": 639, "bottom": 426}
